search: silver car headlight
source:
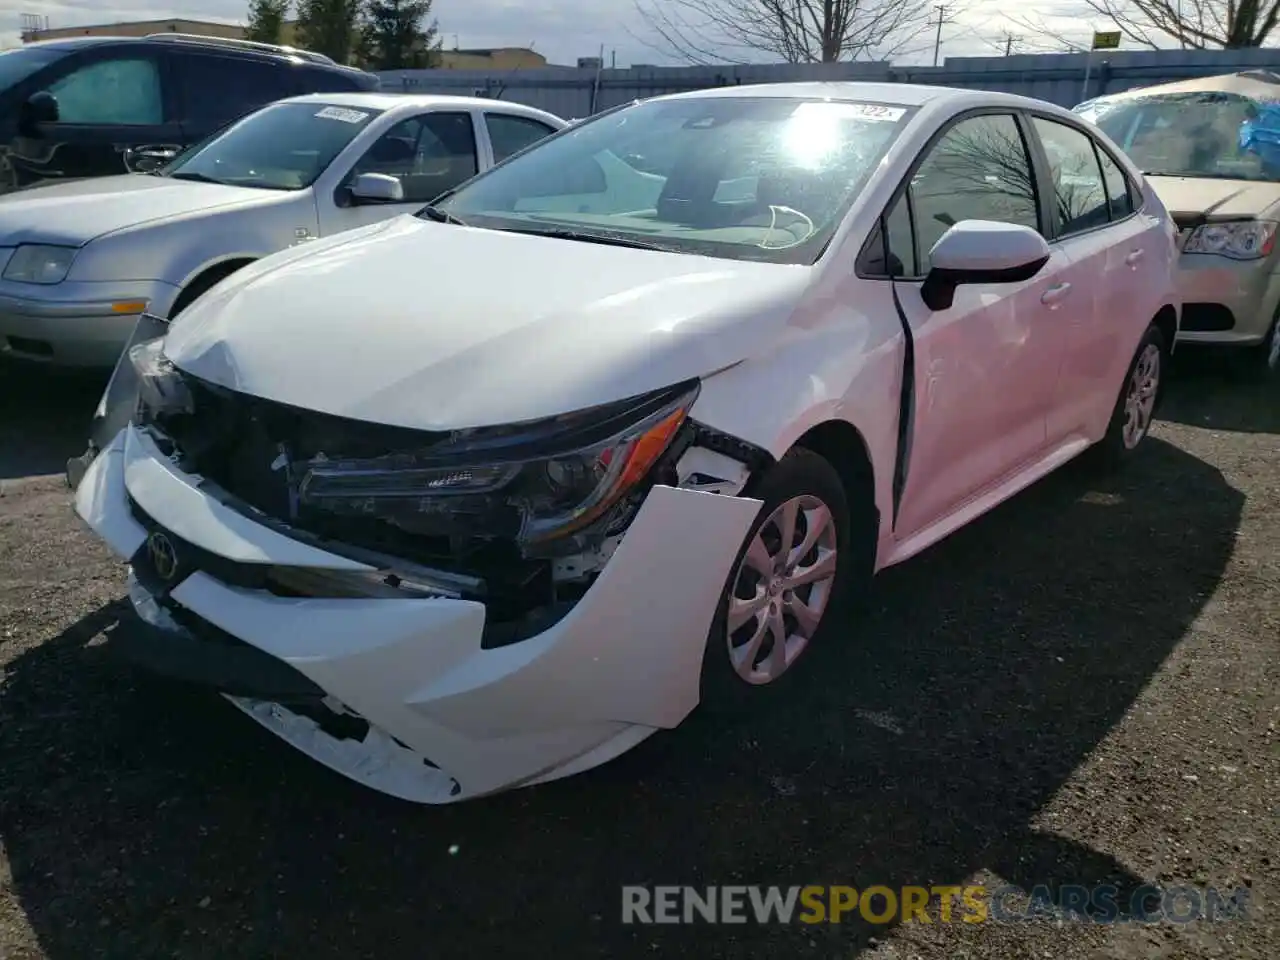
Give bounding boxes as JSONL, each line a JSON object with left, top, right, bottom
{"left": 1183, "top": 220, "right": 1278, "bottom": 260}
{"left": 2, "top": 244, "right": 77, "bottom": 284}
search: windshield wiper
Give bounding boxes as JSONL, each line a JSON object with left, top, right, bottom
{"left": 492, "top": 226, "right": 670, "bottom": 251}
{"left": 166, "top": 171, "right": 225, "bottom": 185}
{"left": 418, "top": 204, "right": 467, "bottom": 226}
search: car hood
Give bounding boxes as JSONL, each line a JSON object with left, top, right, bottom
{"left": 1146, "top": 175, "right": 1280, "bottom": 221}
{"left": 163, "top": 215, "right": 814, "bottom": 431}
{"left": 0, "top": 175, "right": 280, "bottom": 246}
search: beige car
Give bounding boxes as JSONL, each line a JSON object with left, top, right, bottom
{"left": 1075, "top": 71, "right": 1280, "bottom": 376}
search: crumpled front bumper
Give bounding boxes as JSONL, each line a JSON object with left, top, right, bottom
{"left": 75, "top": 425, "right": 761, "bottom": 803}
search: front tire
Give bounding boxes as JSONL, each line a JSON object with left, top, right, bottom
{"left": 1240, "top": 313, "right": 1280, "bottom": 381}
{"left": 699, "top": 447, "right": 861, "bottom": 714}
{"left": 1093, "top": 323, "right": 1167, "bottom": 469}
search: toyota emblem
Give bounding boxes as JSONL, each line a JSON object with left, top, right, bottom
{"left": 146, "top": 531, "right": 180, "bottom": 582}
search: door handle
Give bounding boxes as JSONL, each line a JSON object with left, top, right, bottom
{"left": 1125, "top": 248, "right": 1145, "bottom": 267}
{"left": 1040, "top": 282, "right": 1072, "bottom": 307}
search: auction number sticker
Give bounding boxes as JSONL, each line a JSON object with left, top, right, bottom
{"left": 315, "top": 106, "right": 369, "bottom": 123}
{"left": 792, "top": 101, "right": 906, "bottom": 122}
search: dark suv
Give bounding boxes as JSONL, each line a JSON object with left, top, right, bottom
{"left": 0, "top": 34, "right": 379, "bottom": 193}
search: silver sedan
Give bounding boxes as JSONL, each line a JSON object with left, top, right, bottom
{"left": 0, "top": 92, "right": 566, "bottom": 367}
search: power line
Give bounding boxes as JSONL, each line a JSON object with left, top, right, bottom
{"left": 933, "top": 5, "right": 947, "bottom": 67}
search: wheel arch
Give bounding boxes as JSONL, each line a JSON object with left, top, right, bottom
{"left": 1152, "top": 303, "right": 1178, "bottom": 354}
{"left": 170, "top": 256, "right": 257, "bottom": 317}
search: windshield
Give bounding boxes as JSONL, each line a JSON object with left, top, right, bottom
{"left": 163, "top": 101, "right": 382, "bottom": 190}
{"left": 0, "top": 46, "right": 66, "bottom": 91}
{"left": 433, "top": 96, "right": 915, "bottom": 264}
{"left": 1077, "top": 91, "right": 1278, "bottom": 181}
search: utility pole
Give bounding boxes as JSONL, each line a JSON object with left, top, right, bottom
{"left": 1004, "top": 32, "right": 1018, "bottom": 56}
{"left": 932, "top": 4, "right": 947, "bottom": 66}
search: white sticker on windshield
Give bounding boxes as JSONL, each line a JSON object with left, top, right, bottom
{"left": 792, "top": 101, "right": 906, "bottom": 122}
{"left": 315, "top": 106, "right": 369, "bottom": 123}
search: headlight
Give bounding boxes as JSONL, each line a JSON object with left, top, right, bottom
{"left": 1183, "top": 220, "right": 1277, "bottom": 260}
{"left": 297, "top": 381, "right": 700, "bottom": 556}
{"left": 2, "top": 244, "right": 77, "bottom": 284}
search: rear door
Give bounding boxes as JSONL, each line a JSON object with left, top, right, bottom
{"left": 1024, "top": 113, "right": 1163, "bottom": 442}
{"left": 319, "top": 110, "right": 481, "bottom": 233}
{"left": 5, "top": 44, "right": 181, "bottom": 189}
{"left": 174, "top": 52, "right": 294, "bottom": 145}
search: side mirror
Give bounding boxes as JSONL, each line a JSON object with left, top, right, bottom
{"left": 19, "top": 91, "right": 59, "bottom": 132}
{"left": 349, "top": 172, "right": 405, "bottom": 203}
{"left": 920, "top": 220, "right": 1051, "bottom": 311}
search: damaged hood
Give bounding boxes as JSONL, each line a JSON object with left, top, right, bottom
{"left": 0, "top": 174, "right": 281, "bottom": 246}
{"left": 162, "top": 215, "right": 814, "bottom": 430}
{"left": 1147, "top": 175, "right": 1280, "bottom": 221}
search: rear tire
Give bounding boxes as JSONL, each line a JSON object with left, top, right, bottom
{"left": 699, "top": 447, "right": 866, "bottom": 715}
{"left": 1092, "top": 323, "right": 1167, "bottom": 470}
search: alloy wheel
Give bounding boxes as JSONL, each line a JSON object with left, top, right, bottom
{"left": 724, "top": 494, "right": 839, "bottom": 685}
{"left": 1122, "top": 342, "right": 1161, "bottom": 449}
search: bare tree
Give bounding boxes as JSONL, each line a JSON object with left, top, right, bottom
{"left": 1010, "top": 0, "right": 1280, "bottom": 50}
{"left": 632, "top": 0, "right": 942, "bottom": 64}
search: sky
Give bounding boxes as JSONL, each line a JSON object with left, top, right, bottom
{"left": 2, "top": 0, "right": 1113, "bottom": 64}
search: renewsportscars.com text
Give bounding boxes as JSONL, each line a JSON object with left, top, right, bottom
{"left": 621, "top": 884, "right": 1251, "bottom": 925}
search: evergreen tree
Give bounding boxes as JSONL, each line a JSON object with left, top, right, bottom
{"left": 294, "top": 0, "right": 362, "bottom": 63}
{"left": 359, "top": 0, "right": 439, "bottom": 70}
{"left": 245, "top": 0, "right": 291, "bottom": 44}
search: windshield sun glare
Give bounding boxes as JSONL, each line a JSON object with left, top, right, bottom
{"left": 435, "top": 97, "right": 914, "bottom": 265}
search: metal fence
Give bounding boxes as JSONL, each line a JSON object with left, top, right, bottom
{"left": 377, "top": 47, "right": 1280, "bottom": 118}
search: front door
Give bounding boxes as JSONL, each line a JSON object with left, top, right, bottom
{"left": 886, "top": 112, "right": 1077, "bottom": 540}
{"left": 318, "top": 111, "right": 481, "bottom": 235}
{"left": 5, "top": 47, "right": 180, "bottom": 190}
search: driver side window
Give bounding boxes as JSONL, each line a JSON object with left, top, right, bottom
{"left": 909, "top": 113, "right": 1040, "bottom": 271}
{"left": 349, "top": 112, "right": 479, "bottom": 203}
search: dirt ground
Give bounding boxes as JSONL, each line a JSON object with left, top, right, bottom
{"left": 0, "top": 355, "right": 1275, "bottom": 959}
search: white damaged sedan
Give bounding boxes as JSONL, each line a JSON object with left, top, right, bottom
{"left": 70, "top": 82, "right": 1180, "bottom": 803}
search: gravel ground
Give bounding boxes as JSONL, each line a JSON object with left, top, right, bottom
{"left": 0, "top": 355, "right": 1276, "bottom": 960}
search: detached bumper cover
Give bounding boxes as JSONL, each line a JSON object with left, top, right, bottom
{"left": 76, "top": 425, "right": 761, "bottom": 803}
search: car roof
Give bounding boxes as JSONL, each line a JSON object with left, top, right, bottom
{"left": 1083, "top": 71, "right": 1280, "bottom": 105}
{"left": 13, "top": 35, "right": 368, "bottom": 74}
{"left": 285, "top": 91, "right": 563, "bottom": 116}
{"left": 652, "top": 80, "right": 1057, "bottom": 112}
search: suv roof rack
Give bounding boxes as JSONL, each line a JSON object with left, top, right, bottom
{"left": 144, "top": 33, "right": 338, "bottom": 66}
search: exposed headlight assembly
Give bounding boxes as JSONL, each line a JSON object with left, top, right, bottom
{"left": 2, "top": 244, "right": 77, "bottom": 284}
{"left": 297, "top": 381, "right": 700, "bottom": 557}
{"left": 1183, "top": 220, "right": 1277, "bottom": 260}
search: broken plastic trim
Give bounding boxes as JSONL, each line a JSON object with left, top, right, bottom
{"left": 87, "top": 312, "right": 173, "bottom": 455}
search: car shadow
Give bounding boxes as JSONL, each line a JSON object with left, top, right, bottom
{"left": 1162, "top": 348, "right": 1280, "bottom": 434}
{"left": 0, "top": 360, "right": 108, "bottom": 481}
{"left": 0, "top": 436, "right": 1241, "bottom": 959}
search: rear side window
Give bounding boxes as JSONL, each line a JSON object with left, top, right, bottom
{"left": 485, "top": 113, "right": 558, "bottom": 162}
{"left": 1096, "top": 146, "right": 1135, "bottom": 220}
{"left": 1031, "top": 117, "right": 1111, "bottom": 237}
{"left": 179, "top": 54, "right": 292, "bottom": 127}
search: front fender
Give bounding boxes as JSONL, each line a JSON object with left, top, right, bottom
{"left": 690, "top": 312, "right": 905, "bottom": 546}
